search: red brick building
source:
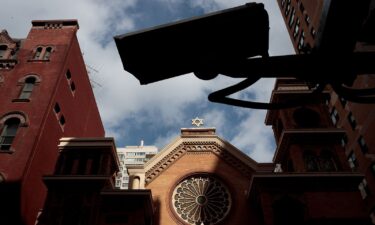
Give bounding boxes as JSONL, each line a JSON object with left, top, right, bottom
{"left": 0, "top": 20, "right": 104, "bottom": 225}
{"left": 39, "top": 126, "right": 369, "bottom": 224}
{"left": 277, "top": 0, "right": 375, "bottom": 221}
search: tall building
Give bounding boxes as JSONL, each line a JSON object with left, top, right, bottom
{"left": 116, "top": 141, "right": 158, "bottom": 189}
{"left": 277, "top": 0, "right": 375, "bottom": 221}
{"left": 0, "top": 20, "right": 104, "bottom": 225}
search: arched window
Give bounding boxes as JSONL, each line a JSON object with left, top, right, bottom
{"left": 33, "top": 46, "right": 53, "bottom": 60}
{"left": 0, "top": 45, "right": 8, "bottom": 59}
{"left": 34, "top": 47, "right": 43, "bottom": 59}
{"left": 19, "top": 77, "right": 36, "bottom": 99}
{"left": 0, "top": 118, "right": 20, "bottom": 150}
{"left": 43, "top": 47, "right": 52, "bottom": 60}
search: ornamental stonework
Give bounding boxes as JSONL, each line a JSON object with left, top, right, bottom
{"left": 145, "top": 141, "right": 254, "bottom": 184}
{"left": 171, "top": 175, "right": 231, "bottom": 225}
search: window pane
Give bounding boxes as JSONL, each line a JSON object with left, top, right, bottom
{"left": 20, "top": 78, "right": 36, "bottom": 99}
{"left": 4, "top": 122, "right": 19, "bottom": 136}
{"left": 23, "top": 83, "right": 34, "bottom": 92}
{"left": 1, "top": 137, "right": 14, "bottom": 145}
{"left": 19, "top": 92, "right": 31, "bottom": 99}
{"left": 0, "top": 118, "right": 20, "bottom": 150}
{"left": 34, "top": 47, "right": 43, "bottom": 59}
{"left": 43, "top": 47, "right": 52, "bottom": 60}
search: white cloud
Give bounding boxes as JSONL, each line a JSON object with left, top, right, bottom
{"left": 0, "top": 0, "right": 293, "bottom": 163}
{"left": 202, "top": 110, "right": 227, "bottom": 131}
{"left": 230, "top": 110, "right": 275, "bottom": 162}
{"left": 154, "top": 130, "right": 180, "bottom": 150}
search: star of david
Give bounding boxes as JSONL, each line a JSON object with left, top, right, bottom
{"left": 192, "top": 117, "right": 204, "bottom": 127}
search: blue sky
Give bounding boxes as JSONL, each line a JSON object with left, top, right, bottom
{"left": 0, "top": 0, "right": 293, "bottom": 162}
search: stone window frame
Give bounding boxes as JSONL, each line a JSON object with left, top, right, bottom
{"left": 171, "top": 174, "right": 232, "bottom": 225}
{"left": 65, "top": 69, "right": 76, "bottom": 96}
{"left": 30, "top": 45, "right": 54, "bottom": 61}
{"left": 13, "top": 74, "right": 41, "bottom": 102}
{"left": 0, "top": 111, "right": 28, "bottom": 153}
{"left": 53, "top": 102, "right": 66, "bottom": 131}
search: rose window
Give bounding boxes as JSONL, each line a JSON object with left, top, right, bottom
{"left": 172, "top": 175, "right": 231, "bottom": 224}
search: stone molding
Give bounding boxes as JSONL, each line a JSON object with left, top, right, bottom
{"left": 145, "top": 139, "right": 256, "bottom": 184}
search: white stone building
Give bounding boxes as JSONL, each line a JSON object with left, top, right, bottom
{"left": 115, "top": 141, "right": 158, "bottom": 189}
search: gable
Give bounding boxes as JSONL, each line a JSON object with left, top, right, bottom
{"left": 0, "top": 30, "right": 17, "bottom": 46}
{"left": 144, "top": 134, "right": 260, "bottom": 185}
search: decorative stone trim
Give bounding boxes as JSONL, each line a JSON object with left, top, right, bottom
{"left": 145, "top": 143, "right": 186, "bottom": 184}
{"left": 0, "top": 59, "right": 17, "bottom": 69}
{"left": 171, "top": 175, "right": 232, "bottom": 224}
{"left": 0, "top": 30, "right": 17, "bottom": 45}
{"left": 17, "top": 74, "right": 42, "bottom": 83}
{"left": 0, "top": 111, "right": 29, "bottom": 127}
{"left": 145, "top": 141, "right": 254, "bottom": 184}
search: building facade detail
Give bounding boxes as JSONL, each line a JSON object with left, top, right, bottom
{"left": 116, "top": 142, "right": 158, "bottom": 189}
{"left": 172, "top": 174, "right": 232, "bottom": 225}
{"left": 144, "top": 139, "right": 256, "bottom": 185}
{"left": 0, "top": 20, "right": 104, "bottom": 225}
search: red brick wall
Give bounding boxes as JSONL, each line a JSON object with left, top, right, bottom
{"left": 0, "top": 22, "right": 104, "bottom": 225}
{"left": 146, "top": 152, "right": 260, "bottom": 225}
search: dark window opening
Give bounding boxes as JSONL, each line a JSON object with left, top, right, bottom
{"left": 371, "top": 163, "right": 375, "bottom": 175}
{"left": 289, "top": 8, "right": 296, "bottom": 27}
{"left": 0, "top": 45, "right": 8, "bottom": 59}
{"left": 341, "top": 134, "right": 348, "bottom": 147}
{"left": 358, "top": 136, "right": 368, "bottom": 154}
{"left": 54, "top": 103, "right": 61, "bottom": 114}
{"left": 348, "top": 151, "right": 358, "bottom": 171}
{"left": 0, "top": 118, "right": 20, "bottom": 151}
{"left": 34, "top": 47, "right": 43, "bottom": 60}
{"left": 19, "top": 77, "right": 36, "bottom": 99}
{"left": 70, "top": 82, "right": 76, "bottom": 92}
{"left": 359, "top": 179, "right": 369, "bottom": 199}
{"left": 298, "top": 31, "right": 305, "bottom": 52}
{"left": 66, "top": 70, "right": 72, "bottom": 80}
{"left": 293, "top": 19, "right": 300, "bottom": 39}
{"left": 285, "top": 0, "right": 291, "bottom": 16}
{"left": 43, "top": 47, "right": 52, "bottom": 60}
{"left": 59, "top": 115, "right": 66, "bottom": 126}
{"left": 330, "top": 107, "right": 339, "bottom": 126}
{"left": 348, "top": 112, "right": 357, "bottom": 130}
